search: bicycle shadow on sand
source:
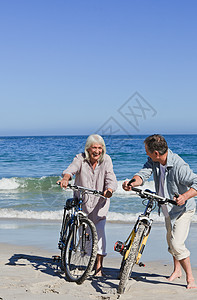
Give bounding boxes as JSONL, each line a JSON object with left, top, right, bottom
{"left": 6, "top": 255, "right": 186, "bottom": 294}
{"left": 6, "top": 253, "right": 64, "bottom": 278}
{"left": 89, "top": 266, "right": 120, "bottom": 295}
{"left": 129, "top": 269, "right": 186, "bottom": 289}
{"left": 89, "top": 266, "right": 186, "bottom": 295}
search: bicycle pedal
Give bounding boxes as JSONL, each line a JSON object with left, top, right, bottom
{"left": 114, "top": 241, "right": 125, "bottom": 255}
{"left": 138, "top": 262, "right": 145, "bottom": 267}
{"left": 52, "top": 255, "right": 61, "bottom": 262}
{"left": 58, "top": 243, "right": 62, "bottom": 250}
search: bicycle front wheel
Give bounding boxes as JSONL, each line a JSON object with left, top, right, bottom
{"left": 118, "top": 223, "right": 146, "bottom": 294}
{"left": 62, "top": 216, "right": 98, "bottom": 284}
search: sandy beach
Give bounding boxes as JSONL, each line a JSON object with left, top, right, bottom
{"left": 1, "top": 243, "right": 197, "bottom": 300}
{"left": 1, "top": 221, "right": 197, "bottom": 300}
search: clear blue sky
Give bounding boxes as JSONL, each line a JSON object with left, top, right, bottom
{"left": 1, "top": 0, "right": 197, "bottom": 136}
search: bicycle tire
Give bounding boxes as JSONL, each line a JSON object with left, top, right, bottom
{"left": 62, "top": 216, "right": 98, "bottom": 284}
{"left": 118, "top": 223, "right": 146, "bottom": 294}
{"left": 59, "top": 214, "right": 70, "bottom": 250}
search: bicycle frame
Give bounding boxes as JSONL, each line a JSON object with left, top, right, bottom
{"left": 121, "top": 198, "right": 154, "bottom": 262}
{"left": 117, "top": 184, "right": 178, "bottom": 294}
{"left": 59, "top": 197, "right": 83, "bottom": 251}
{"left": 115, "top": 186, "right": 177, "bottom": 263}
{"left": 58, "top": 183, "right": 105, "bottom": 252}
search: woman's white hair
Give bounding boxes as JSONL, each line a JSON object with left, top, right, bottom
{"left": 84, "top": 134, "right": 106, "bottom": 162}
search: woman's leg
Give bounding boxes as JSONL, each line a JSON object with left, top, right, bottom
{"left": 95, "top": 219, "right": 106, "bottom": 276}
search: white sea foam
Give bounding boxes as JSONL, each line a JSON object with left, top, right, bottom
{"left": 0, "top": 178, "right": 20, "bottom": 190}
{"left": 1, "top": 208, "right": 197, "bottom": 223}
{"left": 0, "top": 208, "right": 63, "bottom": 220}
{"left": 0, "top": 224, "right": 20, "bottom": 229}
{"left": 107, "top": 211, "right": 165, "bottom": 223}
{"left": 114, "top": 180, "right": 155, "bottom": 197}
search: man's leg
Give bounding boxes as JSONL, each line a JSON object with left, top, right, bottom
{"left": 168, "top": 256, "right": 182, "bottom": 281}
{"left": 180, "top": 256, "right": 196, "bottom": 289}
{"left": 167, "top": 210, "right": 196, "bottom": 288}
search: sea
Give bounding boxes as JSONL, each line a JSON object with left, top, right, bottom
{"left": 1, "top": 134, "right": 197, "bottom": 224}
{"left": 1, "top": 134, "right": 197, "bottom": 259}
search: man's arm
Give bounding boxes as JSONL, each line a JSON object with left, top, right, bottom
{"left": 122, "top": 175, "right": 143, "bottom": 191}
{"left": 175, "top": 187, "right": 197, "bottom": 206}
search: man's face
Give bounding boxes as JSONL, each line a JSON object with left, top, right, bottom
{"left": 145, "top": 144, "right": 158, "bottom": 162}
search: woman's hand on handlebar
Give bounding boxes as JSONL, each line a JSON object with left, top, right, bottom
{"left": 56, "top": 174, "right": 71, "bottom": 189}
{"left": 56, "top": 179, "right": 68, "bottom": 189}
{"left": 103, "top": 188, "right": 113, "bottom": 198}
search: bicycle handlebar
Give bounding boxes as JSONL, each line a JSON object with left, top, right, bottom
{"left": 127, "top": 178, "right": 177, "bottom": 205}
{"left": 67, "top": 183, "right": 106, "bottom": 198}
{"left": 57, "top": 182, "right": 106, "bottom": 199}
{"left": 132, "top": 186, "right": 177, "bottom": 206}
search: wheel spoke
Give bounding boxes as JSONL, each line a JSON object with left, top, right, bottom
{"left": 61, "top": 217, "right": 98, "bottom": 284}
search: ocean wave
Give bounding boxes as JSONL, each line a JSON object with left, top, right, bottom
{"left": 1, "top": 208, "right": 197, "bottom": 224}
{"left": 0, "top": 176, "right": 61, "bottom": 192}
{"left": 0, "top": 176, "right": 156, "bottom": 195}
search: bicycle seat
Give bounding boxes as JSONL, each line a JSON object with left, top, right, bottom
{"left": 65, "top": 197, "right": 79, "bottom": 209}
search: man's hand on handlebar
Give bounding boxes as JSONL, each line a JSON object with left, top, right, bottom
{"left": 122, "top": 181, "right": 132, "bottom": 191}
{"left": 174, "top": 193, "right": 186, "bottom": 206}
{"left": 122, "top": 176, "right": 143, "bottom": 191}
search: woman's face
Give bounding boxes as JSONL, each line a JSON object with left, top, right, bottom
{"left": 88, "top": 143, "right": 103, "bottom": 163}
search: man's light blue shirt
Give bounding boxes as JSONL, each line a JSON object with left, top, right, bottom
{"left": 135, "top": 149, "right": 197, "bottom": 220}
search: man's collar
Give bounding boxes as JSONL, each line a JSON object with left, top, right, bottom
{"left": 166, "top": 149, "right": 174, "bottom": 167}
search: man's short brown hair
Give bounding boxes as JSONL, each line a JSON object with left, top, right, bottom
{"left": 144, "top": 134, "right": 168, "bottom": 155}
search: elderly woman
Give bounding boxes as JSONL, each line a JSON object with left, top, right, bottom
{"left": 58, "top": 134, "right": 117, "bottom": 276}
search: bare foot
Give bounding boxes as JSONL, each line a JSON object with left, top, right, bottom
{"left": 168, "top": 271, "right": 182, "bottom": 281}
{"left": 94, "top": 270, "right": 103, "bottom": 277}
{"left": 187, "top": 279, "right": 197, "bottom": 289}
{"left": 94, "top": 268, "right": 106, "bottom": 277}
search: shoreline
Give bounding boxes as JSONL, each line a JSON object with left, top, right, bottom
{"left": 1, "top": 218, "right": 197, "bottom": 264}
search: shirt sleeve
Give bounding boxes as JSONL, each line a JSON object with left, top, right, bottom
{"left": 134, "top": 157, "right": 153, "bottom": 184}
{"left": 62, "top": 154, "right": 82, "bottom": 179}
{"left": 104, "top": 155, "right": 118, "bottom": 192}
{"left": 177, "top": 160, "right": 197, "bottom": 191}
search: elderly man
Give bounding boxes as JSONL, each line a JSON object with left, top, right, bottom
{"left": 123, "top": 134, "right": 197, "bottom": 289}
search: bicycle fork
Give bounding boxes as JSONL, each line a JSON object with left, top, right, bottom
{"left": 114, "top": 218, "right": 152, "bottom": 265}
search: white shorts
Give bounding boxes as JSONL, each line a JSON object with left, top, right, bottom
{"left": 165, "top": 209, "right": 195, "bottom": 260}
{"left": 95, "top": 219, "right": 107, "bottom": 256}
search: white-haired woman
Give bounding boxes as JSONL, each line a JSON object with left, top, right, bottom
{"left": 58, "top": 134, "right": 118, "bottom": 276}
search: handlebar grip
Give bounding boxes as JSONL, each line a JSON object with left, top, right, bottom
{"left": 168, "top": 199, "right": 178, "bottom": 206}
{"left": 128, "top": 178, "right": 136, "bottom": 186}
{"left": 98, "top": 191, "right": 104, "bottom": 196}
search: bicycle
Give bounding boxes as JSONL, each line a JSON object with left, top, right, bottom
{"left": 57, "top": 183, "right": 106, "bottom": 284}
{"left": 114, "top": 179, "right": 177, "bottom": 294}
